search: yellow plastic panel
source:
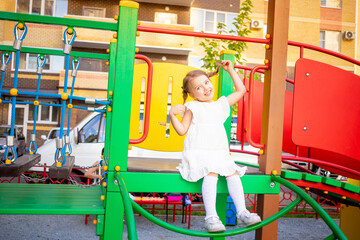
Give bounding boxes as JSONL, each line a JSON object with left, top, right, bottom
{"left": 130, "top": 63, "right": 218, "bottom": 152}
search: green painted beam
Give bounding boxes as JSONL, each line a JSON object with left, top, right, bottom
{"left": 121, "top": 172, "right": 280, "bottom": 194}
{"left": 341, "top": 182, "right": 360, "bottom": 194}
{"left": 96, "top": 215, "right": 105, "bottom": 236}
{"left": 321, "top": 177, "right": 342, "bottom": 188}
{"left": 0, "top": 184, "right": 104, "bottom": 215}
{"left": 280, "top": 170, "right": 302, "bottom": 180}
{"left": 103, "top": 40, "right": 117, "bottom": 160}
{"left": 218, "top": 51, "right": 236, "bottom": 145}
{"left": 0, "top": 45, "right": 109, "bottom": 60}
{"left": 302, "top": 173, "right": 322, "bottom": 183}
{"left": 0, "top": 11, "right": 117, "bottom": 31}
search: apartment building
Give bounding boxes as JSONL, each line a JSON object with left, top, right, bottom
{"left": 0, "top": 0, "right": 358, "bottom": 145}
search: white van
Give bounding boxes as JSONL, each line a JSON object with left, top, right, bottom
{"left": 36, "top": 111, "right": 105, "bottom": 171}
{"left": 35, "top": 110, "right": 183, "bottom": 175}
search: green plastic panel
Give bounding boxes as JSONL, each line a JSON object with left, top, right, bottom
{"left": 280, "top": 171, "right": 302, "bottom": 180}
{"left": 341, "top": 182, "right": 360, "bottom": 194}
{"left": 96, "top": 215, "right": 105, "bottom": 236}
{"left": 321, "top": 177, "right": 342, "bottom": 188}
{"left": 121, "top": 172, "right": 280, "bottom": 194}
{"left": 0, "top": 184, "right": 104, "bottom": 215}
{"left": 302, "top": 173, "right": 322, "bottom": 183}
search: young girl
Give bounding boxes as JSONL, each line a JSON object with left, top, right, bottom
{"left": 169, "top": 60, "right": 261, "bottom": 232}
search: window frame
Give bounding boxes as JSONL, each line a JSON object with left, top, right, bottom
{"left": 11, "top": 53, "right": 63, "bottom": 73}
{"left": 27, "top": 101, "right": 59, "bottom": 125}
{"left": 191, "top": 8, "right": 238, "bottom": 34}
{"left": 319, "top": 30, "right": 341, "bottom": 53}
{"left": 320, "top": 0, "right": 342, "bottom": 9}
{"left": 82, "top": 6, "right": 106, "bottom": 18}
{"left": 154, "top": 12, "right": 178, "bottom": 25}
{"left": 15, "top": 0, "right": 57, "bottom": 16}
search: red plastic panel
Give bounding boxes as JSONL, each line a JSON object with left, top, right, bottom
{"left": 292, "top": 58, "right": 360, "bottom": 162}
{"left": 237, "top": 79, "right": 295, "bottom": 154}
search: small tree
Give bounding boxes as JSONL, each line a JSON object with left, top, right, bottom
{"left": 199, "top": 0, "right": 253, "bottom": 71}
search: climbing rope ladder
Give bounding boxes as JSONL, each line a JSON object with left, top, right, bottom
{"left": 0, "top": 1, "right": 350, "bottom": 240}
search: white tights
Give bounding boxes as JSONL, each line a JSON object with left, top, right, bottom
{"left": 202, "top": 174, "right": 246, "bottom": 220}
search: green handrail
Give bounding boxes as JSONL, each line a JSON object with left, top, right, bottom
{"left": 130, "top": 196, "right": 302, "bottom": 237}
{"left": 324, "top": 233, "right": 336, "bottom": 240}
{"left": 271, "top": 175, "right": 347, "bottom": 240}
{"left": 114, "top": 174, "right": 138, "bottom": 240}
{"left": 0, "top": 11, "right": 117, "bottom": 31}
{"left": 0, "top": 45, "right": 109, "bottom": 60}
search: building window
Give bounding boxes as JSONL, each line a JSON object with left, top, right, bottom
{"left": 12, "top": 53, "right": 64, "bottom": 73}
{"left": 320, "top": 30, "right": 341, "bottom": 52}
{"left": 28, "top": 102, "right": 59, "bottom": 124}
{"left": 321, "top": 0, "right": 341, "bottom": 8}
{"left": 154, "top": 12, "right": 178, "bottom": 24}
{"left": 16, "top": 0, "right": 57, "bottom": 16}
{"left": 83, "top": 6, "right": 106, "bottom": 18}
{"left": 77, "top": 58, "right": 107, "bottom": 72}
{"left": 191, "top": 8, "right": 238, "bottom": 34}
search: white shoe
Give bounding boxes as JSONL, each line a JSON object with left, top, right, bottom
{"left": 237, "top": 210, "right": 261, "bottom": 227}
{"left": 204, "top": 216, "right": 226, "bottom": 232}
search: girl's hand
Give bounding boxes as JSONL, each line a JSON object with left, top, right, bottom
{"left": 169, "top": 104, "right": 186, "bottom": 117}
{"left": 220, "top": 60, "right": 233, "bottom": 72}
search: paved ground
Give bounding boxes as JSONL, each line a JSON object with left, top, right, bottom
{"left": 0, "top": 214, "right": 338, "bottom": 240}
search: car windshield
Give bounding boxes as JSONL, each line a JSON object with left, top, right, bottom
{"left": 49, "top": 129, "right": 67, "bottom": 139}
{"left": 0, "top": 127, "right": 11, "bottom": 138}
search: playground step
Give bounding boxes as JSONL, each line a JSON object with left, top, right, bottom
{"left": 0, "top": 154, "right": 41, "bottom": 177}
{"left": 48, "top": 156, "right": 75, "bottom": 179}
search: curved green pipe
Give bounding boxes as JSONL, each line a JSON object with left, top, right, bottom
{"left": 234, "top": 160, "right": 259, "bottom": 169}
{"left": 130, "top": 196, "right": 302, "bottom": 237}
{"left": 324, "top": 233, "right": 336, "bottom": 240}
{"left": 115, "top": 174, "right": 138, "bottom": 240}
{"left": 272, "top": 175, "right": 347, "bottom": 240}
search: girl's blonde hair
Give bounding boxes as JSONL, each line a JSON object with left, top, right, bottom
{"left": 182, "top": 66, "right": 220, "bottom": 103}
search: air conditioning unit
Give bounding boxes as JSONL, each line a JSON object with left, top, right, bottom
{"left": 343, "top": 31, "right": 355, "bottom": 40}
{"left": 250, "top": 20, "right": 263, "bottom": 29}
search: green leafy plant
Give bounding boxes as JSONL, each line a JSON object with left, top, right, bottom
{"left": 199, "top": 0, "right": 253, "bottom": 71}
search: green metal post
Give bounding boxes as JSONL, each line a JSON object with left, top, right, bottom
{"left": 103, "top": 1, "right": 139, "bottom": 240}
{"left": 215, "top": 50, "right": 236, "bottom": 240}
{"left": 218, "top": 50, "right": 236, "bottom": 144}
{"left": 103, "top": 39, "right": 117, "bottom": 161}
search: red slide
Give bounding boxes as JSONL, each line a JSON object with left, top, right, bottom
{"left": 236, "top": 58, "right": 360, "bottom": 180}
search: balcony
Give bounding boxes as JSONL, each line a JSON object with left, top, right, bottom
{"left": 62, "top": 15, "right": 194, "bottom": 55}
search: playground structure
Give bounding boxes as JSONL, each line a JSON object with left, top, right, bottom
{"left": 0, "top": 1, "right": 359, "bottom": 240}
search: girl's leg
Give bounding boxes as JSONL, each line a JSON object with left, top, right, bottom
{"left": 226, "top": 172, "right": 261, "bottom": 226}
{"left": 202, "top": 173, "right": 218, "bottom": 219}
{"left": 226, "top": 172, "right": 246, "bottom": 214}
{"left": 202, "top": 173, "right": 226, "bottom": 232}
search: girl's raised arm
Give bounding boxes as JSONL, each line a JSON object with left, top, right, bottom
{"left": 169, "top": 104, "right": 192, "bottom": 136}
{"left": 221, "top": 60, "right": 246, "bottom": 106}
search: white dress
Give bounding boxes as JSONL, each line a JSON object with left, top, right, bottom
{"left": 177, "top": 96, "right": 247, "bottom": 182}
